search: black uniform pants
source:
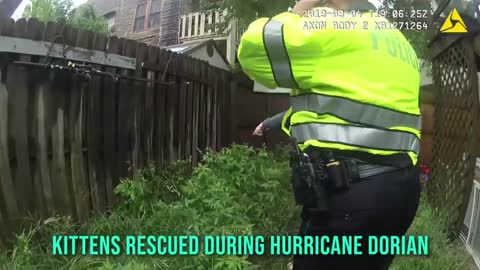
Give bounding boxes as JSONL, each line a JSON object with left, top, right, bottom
{"left": 293, "top": 165, "right": 421, "bottom": 270}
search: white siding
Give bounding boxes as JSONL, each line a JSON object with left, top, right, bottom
{"left": 188, "top": 45, "right": 229, "bottom": 70}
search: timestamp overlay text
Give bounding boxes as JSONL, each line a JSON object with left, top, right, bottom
{"left": 302, "top": 8, "right": 430, "bottom": 31}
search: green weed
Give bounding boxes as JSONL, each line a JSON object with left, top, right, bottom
{"left": 390, "top": 196, "right": 472, "bottom": 270}
{"left": 0, "top": 144, "right": 473, "bottom": 270}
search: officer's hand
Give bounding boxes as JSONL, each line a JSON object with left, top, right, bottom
{"left": 252, "top": 123, "right": 266, "bottom": 136}
{"left": 292, "top": 0, "right": 324, "bottom": 15}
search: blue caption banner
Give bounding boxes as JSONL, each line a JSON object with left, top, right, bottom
{"left": 52, "top": 235, "right": 429, "bottom": 256}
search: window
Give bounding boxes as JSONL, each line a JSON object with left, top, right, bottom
{"left": 149, "top": 0, "right": 161, "bottom": 27}
{"left": 105, "top": 12, "right": 116, "bottom": 30}
{"left": 107, "top": 17, "right": 115, "bottom": 29}
{"left": 134, "top": 0, "right": 162, "bottom": 32}
{"left": 134, "top": 1, "right": 147, "bottom": 31}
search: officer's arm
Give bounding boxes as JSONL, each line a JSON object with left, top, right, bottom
{"left": 237, "top": 12, "right": 304, "bottom": 90}
{"left": 262, "top": 111, "right": 288, "bottom": 131}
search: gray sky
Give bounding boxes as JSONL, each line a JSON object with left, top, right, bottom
{"left": 12, "top": 0, "right": 88, "bottom": 19}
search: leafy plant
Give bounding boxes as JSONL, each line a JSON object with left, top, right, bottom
{"left": 22, "top": 0, "right": 109, "bottom": 35}
{"left": 390, "top": 195, "right": 471, "bottom": 270}
{"left": 0, "top": 144, "right": 472, "bottom": 269}
{"left": 68, "top": 5, "right": 109, "bottom": 34}
{"left": 23, "top": 0, "right": 73, "bottom": 24}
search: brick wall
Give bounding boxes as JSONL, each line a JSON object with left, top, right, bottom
{"left": 112, "top": 0, "right": 192, "bottom": 46}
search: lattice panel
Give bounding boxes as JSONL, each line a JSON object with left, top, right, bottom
{"left": 427, "top": 38, "right": 480, "bottom": 236}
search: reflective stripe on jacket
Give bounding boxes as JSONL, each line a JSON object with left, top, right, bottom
{"left": 238, "top": 6, "right": 421, "bottom": 165}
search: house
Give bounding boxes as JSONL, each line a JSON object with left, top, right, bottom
{"left": 0, "top": 0, "right": 22, "bottom": 19}
{"left": 87, "top": 0, "right": 240, "bottom": 65}
{"left": 87, "top": 0, "right": 191, "bottom": 46}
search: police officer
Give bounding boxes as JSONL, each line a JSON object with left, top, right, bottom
{"left": 239, "top": 0, "right": 422, "bottom": 269}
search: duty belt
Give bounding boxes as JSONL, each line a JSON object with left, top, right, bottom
{"left": 358, "top": 164, "right": 399, "bottom": 179}
{"left": 349, "top": 162, "right": 400, "bottom": 180}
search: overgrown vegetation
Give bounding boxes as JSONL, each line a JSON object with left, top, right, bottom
{"left": 391, "top": 196, "right": 472, "bottom": 270}
{"left": 0, "top": 145, "right": 299, "bottom": 269}
{"left": 22, "top": 0, "right": 110, "bottom": 35}
{"left": 0, "top": 145, "right": 472, "bottom": 269}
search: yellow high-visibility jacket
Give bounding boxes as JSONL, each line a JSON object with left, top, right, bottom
{"left": 238, "top": 5, "right": 421, "bottom": 166}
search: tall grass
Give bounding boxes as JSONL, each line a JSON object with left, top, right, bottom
{"left": 0, "top": 144, "right": 473, "bottom": 269}
{"left": 390, "top": 196, "right": 472, "bottom": 270}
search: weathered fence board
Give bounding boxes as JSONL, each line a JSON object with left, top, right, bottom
{"left": 166, "top": 53, "right": 178, "bottom": 162}
{"left": 69, "top": 30, "right": 92, "bottom": 222}
{"left": 222, "top": 72, "right": 233, "bottom": 146}
{"left": 51, "top": 84, "right": 72, "bottom": 216}
{"left": 35, "top": 81, "right": 55, "bottom": 216}
{"left": 87, "top": 33, "right": 108, "bottom": 212}
{"left": 144, "top": 46, "right": 159, "bottom": 165}
{"left": 177, "top": 74, "right": 186, "bottom": 160}
{"left": 0, "top": 72, "right": 18, "bottom": 221}
{"left": 8, "top": 65, "right": 33, "bottom": 216}
{"left": 192, "top": 61, "right": 201, "bottom": 164}
{"left": 162, "top": 51, "right": 172, "bottom": 164}
{"left": 199, "top": 62, "right": 207, "bottom": 152}
{"left": 206, "top": 68, "right": 213, "bottom": 148}
{"left": 132, "top": 42, "right": 148, "bottom": 169}
{"left": 103, "top": 37, "right": 122, "bottom": 205}
{"left": 211, "top": 68, "right": 218, "bottom": 150}
{"left": 0, "top": 209, "right": 6, "bottom": 247}
{"left": 185, "top": 58, "right": 194, "bottom": 159}
{"left": 70, "top": 78, "right": 90, "bottom": 222}
{"left": 117, "top": 39, "right": 136, "bottom": 178}
{"left": 0, "top": 18, "right": 232, "bottom": 243}
{"left": 152, "top": 48, "right": 164, "bottom": 166}
{"left": 217, "top": 71, "right": 225, "bottom": 149}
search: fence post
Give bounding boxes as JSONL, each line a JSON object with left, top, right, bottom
{"left": 229, "top": 78, "right": 238, "bottom": 146}
{"left": 226, "top": 19, "right": 237, "bottom": 66}
{"left": 223, "top": 72, "right": 234, "bottom": 147}
{"left": 0, "top": 18, "right": 243, "bottom": 241}
{"left": 87, "top": 33, "right": 108, "bottom": 212}
{"left": 69, "top": 29, "right": 93, "bottom": 223}
{"left": 0, "top": 67, "right": 18, "bottom": 239}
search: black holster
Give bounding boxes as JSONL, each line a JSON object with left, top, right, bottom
{"left": 325, "top": 158, "right": 352, "bottom": 192}
{"left": 290, "top": 152, "right": 329, "bottom": 211}
{"left": 307, "top": 149, "right": 354, "bottom": 192}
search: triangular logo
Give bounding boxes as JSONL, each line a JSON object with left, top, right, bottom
{"left": 440, "top": 8, "right": 468, "bottom": 33}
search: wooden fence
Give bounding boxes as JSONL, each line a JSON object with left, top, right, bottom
{"left": 0, "top": 18, "right": 232, "bottom": 244}
{"left": 230, "top": 77, "right": 290, "bottom": 149}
